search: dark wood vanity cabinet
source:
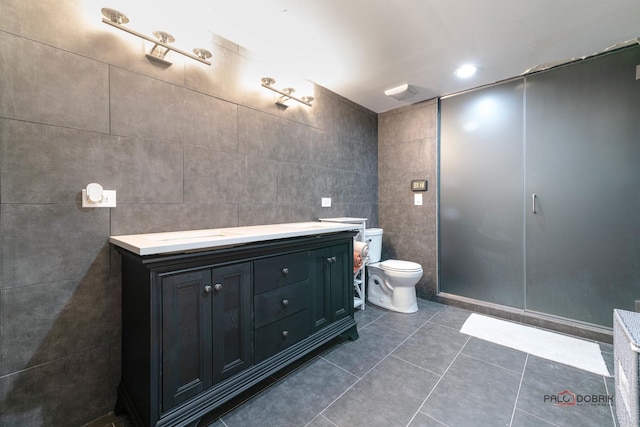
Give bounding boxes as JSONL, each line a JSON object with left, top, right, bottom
{"left": 115, "top": 232, "right": 358, "bottom": 427}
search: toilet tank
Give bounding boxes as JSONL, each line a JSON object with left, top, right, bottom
{"left": 366, "top": 228, "right": 383, "bottom": 263}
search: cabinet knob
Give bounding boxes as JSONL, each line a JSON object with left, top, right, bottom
{"left": 282, "top": 267, "right": 289, "bottom": 275}
{"left": 282, "top": 299, "right": 289, "bottom": 307}
{"left": 327, "top": 257, "right": 333, "bottom": 263}
{"left": 332, "top": 256, "right": 337, "bottom": 262}
{"left": 281, "top": 330, "right": 289, "bottom": 338}
{"left": 214, "top": 283, "right": 223, "bottom": 292}
{"left": 204, "top": 285, "right": 212, "bottom": 293}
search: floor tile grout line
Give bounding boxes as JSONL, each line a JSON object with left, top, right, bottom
{"left": 318, "top": 355, "right": 364, "bottom": 379}
{"left": 389, "top": 353, "right": 446, "bottom": 378}
{"left": 508, "top": 353, "right": 529, "bottom": 427}
{"left": 405, "top": 335, "right": 471, "bottom": 427}
{"left": 369, "top": 309, "right": 442, "bottom": 335}
{"left": 305, "top": 413, "right": 339, "bottom": 427}
{"left": 314, "top": 314, "right": 438, "bottom": 426}
{"left": 459, "top": 352, "right": 527, "bottom": 376}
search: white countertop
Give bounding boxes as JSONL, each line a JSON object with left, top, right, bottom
{"left": 109, "top": 221, "right": 360, "bottom": 256}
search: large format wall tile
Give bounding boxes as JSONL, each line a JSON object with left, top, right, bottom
{"left": 238, "top": 106, "right": 313, "bottom": 164}
{"left": 0, "top": 204, "right": 110, "bottom": 287}
{"left": 0, "top": 32, "right": 109, "bottom": 133}
{"left": 0, "top": 120, "right": 183, "bottom": 204}
{"left": 332, "top": 170, "right": 376, "bottom": 205}
{"left": 184, "top": 146, "right": 244, "bottom": 204}
{"left": 334, "top": 98, "right": 374, "bottom": 143}
{"left": 0, "top": 120, "right": 115, "bottom": 203}
{"left": 239, "top": 203, "right": 281, "bottom": 226}
{"left": 110, "top": 203, "right": 240, "bottom": 235}
{"left": 110, "top": 67, "right": 238, "bottom": 151}
{"left": 379, "top": 101, "right": 437, "bottom": 144}
{"left": 0, "top": 346, "right": 110, "bottom": 427}
{"left": 108, "top": 136, "right": 184, "bottom": 203}
{"left": 0, "top": 274, "right": 120, "bottom": 375}
{"left": 378, "top": 137, "right": 436, "bottom": 172}
{"left": 310, "top": 132, "right": 355, "bottom": 172}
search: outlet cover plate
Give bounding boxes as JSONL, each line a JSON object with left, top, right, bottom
{"left": 82, "top": 189, "right": 116, "bottom": 207}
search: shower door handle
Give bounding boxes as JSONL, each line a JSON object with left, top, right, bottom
{"left": 532, "top": 193, "right": 537, "bottom": 214}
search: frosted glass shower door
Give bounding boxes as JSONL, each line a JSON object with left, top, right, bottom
{"left": 525, "top": 47, "right": 640, "bottom": 327}
{"left": 440, "top": 80, "right": 525, "bottom": 308}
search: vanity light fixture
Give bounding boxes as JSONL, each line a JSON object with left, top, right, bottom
{"left": 100, "top": 8, "right": 212, "bottom": 66}
{"left": 261, "top": 77, "right": 314, "bottom": 107}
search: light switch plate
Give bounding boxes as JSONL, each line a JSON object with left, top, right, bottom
{"left": 414, "top": 193, "right": 423, "bottom": 206}
{"left": 321, "top": 197, "right": 331, "bottom": 207}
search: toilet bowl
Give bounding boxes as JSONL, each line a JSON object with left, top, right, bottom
{"left": 365, "top": 228, "right": 423, "bottom": 313}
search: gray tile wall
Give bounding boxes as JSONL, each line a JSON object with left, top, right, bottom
{"left": 378, "top": 100, "right": 438, "bottom": 299}
{"left": 0, "top": 1, "right": 377, "bottom": 425}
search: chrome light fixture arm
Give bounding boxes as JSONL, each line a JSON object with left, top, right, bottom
{"left": 261, "top": 77, "right": 314, "bottom": 107}
{"left": 101, "top": 8, "right": 211, "bottom": 66}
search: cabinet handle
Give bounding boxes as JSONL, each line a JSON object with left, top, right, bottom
{"left": 281, "top": 330, "right": 289, "bottom": 338}
{"left": 281, "top": 267, "right": 289, "bottom": 275}
{"left": 204, "top": 285, "right": 212, "bottom": 293}
{"left": 327, "top": 257, "right": 333, "bottom": 263}
{"left": 532, "top": 193, "right": 537, "bottom": 214}
{"left": 214, "top": 283, "right": 223, "bottom": 292}
{"left": 282, "top": 299, "right": 289, "bottom": 307}
{"left": 332, "top": 256, "right": 337, "bottom": 262}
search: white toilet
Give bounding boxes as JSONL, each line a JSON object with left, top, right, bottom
{"left": 366, "top": 228, "right": 423, "bottom": 313}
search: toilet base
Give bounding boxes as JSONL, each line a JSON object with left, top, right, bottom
{"left": 367, "top": 286, "right": 418, "bottom": 313}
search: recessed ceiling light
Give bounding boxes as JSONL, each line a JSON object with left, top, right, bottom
{"left": 455, "top": 64, "right": 477, "bottom": 78}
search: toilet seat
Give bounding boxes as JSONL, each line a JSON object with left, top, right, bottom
{"left": 379, "top": 259, "right": 422, "bottom": 272}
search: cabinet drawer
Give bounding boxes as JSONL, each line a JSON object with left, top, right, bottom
{"left": 254, "top": 251, "right": 309, "bottom": 294}
{"left": 254, "top": 281, "right": 310, "bottom": 329}
{"left": 254, "top": 310, "right": 310, "bottom": 363}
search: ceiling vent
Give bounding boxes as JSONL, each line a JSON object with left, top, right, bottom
{"left": 384, "top": 84, "right": 418, "bottom": 101}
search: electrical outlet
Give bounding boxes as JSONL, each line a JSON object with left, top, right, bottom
{"left": 82, "top": 189, "right": 117, "bottom": 207}
{"left": 321, "top": 197, "right": 331, "bottom": 207}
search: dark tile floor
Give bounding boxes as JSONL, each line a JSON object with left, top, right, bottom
{"left": 91, "top": 299, "right": 618, "bottom": 427}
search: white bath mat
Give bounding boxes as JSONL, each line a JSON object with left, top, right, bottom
{"left": 460, "top": 313, "right": 611, "bottom": 377}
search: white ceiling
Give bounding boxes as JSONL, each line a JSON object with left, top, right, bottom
{"left": 204, "top": 0, "right": 640, "bottom": 113}
{"left": 103, "top": 0, "right": 640, "bottom": 113}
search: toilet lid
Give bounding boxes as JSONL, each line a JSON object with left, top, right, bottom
{"left": 380, "top": 259, "right": 422, "bottom": 272}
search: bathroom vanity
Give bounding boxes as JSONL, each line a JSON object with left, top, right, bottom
{"left": 110, "top": 222, "right": 359, "bottom": 427}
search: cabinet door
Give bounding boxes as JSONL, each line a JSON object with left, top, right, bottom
{"left": 161, "top": 269, "right": 213, "bottom": 412}
{"left": 310, "top": 244, "right": 351, "bottom": 333}
{"left": 310, "top": 248, "right": 331, "bottom": 332}
{"left": 211, "top": 262, "right": 252, "bottom": 382}
{"left": 329, "top": 243, "right": 351, "bottom": 321}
